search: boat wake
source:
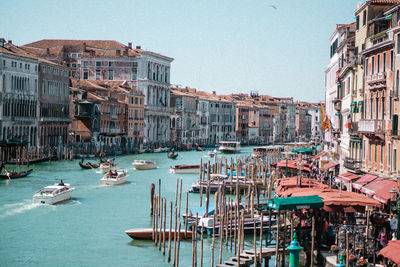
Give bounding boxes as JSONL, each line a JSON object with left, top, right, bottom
{"left": 0, "top": 200, "right": 41, "bottom": 219}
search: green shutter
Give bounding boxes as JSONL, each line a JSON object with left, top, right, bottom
{"left": 393, "top": 114, "right": 398, "bottom": 136}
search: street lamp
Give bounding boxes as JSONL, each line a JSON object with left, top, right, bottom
{"left": 390, "top": 176, "right": 400, "bottom": 240}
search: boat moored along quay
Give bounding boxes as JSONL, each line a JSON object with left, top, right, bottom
{"left": 125, "top": 228, "right": 193, "bottom": 240}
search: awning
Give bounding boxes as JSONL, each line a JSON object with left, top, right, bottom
{"left": 352, "top": 174, "right": 379, "bottom": 190}
{"left": 312, "top": 151, "right": 327, "bottom": 161}
{"left": 360, "top": 178, "right": 390, "bottom": 196}
{"left": 322, "top": 162, "right": 338, "bottom": 170}
{"left": 266, "top": 195, "right": 324, "bottom": 211}
{"left": 337, "top": 172, "right": 361, "bottom": 183}
{"left": 378, "top": 240, "right": 400, "bottom": 265}
{"left": 373, "top": 180, "right": 398, "bottom": 204}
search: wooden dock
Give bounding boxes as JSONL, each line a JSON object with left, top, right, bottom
{"left": 216, "top": 247, "right": 289, "bottom": 267}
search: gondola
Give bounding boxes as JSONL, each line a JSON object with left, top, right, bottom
{"left": 0, "top": 169, "right": 33, "bottom": 179}
{"left": 167, "top": 153, "right": 178, "bottom": 159}
{"left": 79, "top": 161, "right": 100, "bottom": 169}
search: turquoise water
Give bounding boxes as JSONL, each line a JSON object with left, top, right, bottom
{"left": 0, "top": 146, "right": 277, "bottom": 267}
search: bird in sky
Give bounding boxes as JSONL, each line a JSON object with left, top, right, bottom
{"left": 269, "top": 5, "right": 277, "bottom": 10}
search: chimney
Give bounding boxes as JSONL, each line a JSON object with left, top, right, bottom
{"left": 128, "top": 42, "right": 132, "bottom": 49}
{"left": 8, "top": 40, "right": 12, "bottom": 44}
{"left": 116, "top": 49, "right": 121, "bottom": 56}
{"left": 0, "top": 38, "right": 5, "bottom": 47}
{"left": 136, "top": 46, "right": 141, "bottom": 49}
{"left": 83, "top": 42, "right": 87, "bottom": 52}
{"left": 46, "top": 48, "right": 50, "bottom": 55}
{"left": 212, "top": 91, "right": 216, "bottom": 95}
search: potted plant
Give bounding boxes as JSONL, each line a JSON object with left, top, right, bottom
{"left": 357, "top": 257, "right": 367, "bottom": 266}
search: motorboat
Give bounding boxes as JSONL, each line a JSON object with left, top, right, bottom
{"left": 208, "top": 149, "right": 217, "bottom": 158}
{"left": 133, "top": 160, "right": 157, "bottom": 170}
{"left": 33, "top": 180, "right": 75, "bottom": 205}
{"left": 125, "top": 228, "right": 193, "bottom": 240}
{"left": 169, "top": 164, "right": 200, "bottom": 174}
{"left": 100, "top": 170, "right": 128, "bottom": 186}
{"left": 0, "top": 169, "right": 33, "bottom": 179}
{"left": 99, "top": 160, "right": 118, "bottom": 173}
{"left": 154, "top": 147, "right": 168, "bottom": 153}
{"left": 218, "top": 141, "right": 241, "bottom": 154}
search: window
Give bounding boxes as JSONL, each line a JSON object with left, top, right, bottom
{"left": 72, "top": 53, "right": 77, "bottom": 58}
{"left": 363, "top": 10, "right": 366, "bottom": 26}
{"left": 96, "top": 70, "right": 101, "bottom": 80}
{"left": 83, "top": 61, "right": 88, "bottom": 67}
{"left": 96, "top": 61, "right": 101, "bottom": 67}
{"left": 382, "top": 92, "right": 385, "bottom": 120}
{"left": 132, "top": 68, "right": 137, "bottom": 80}
{"left": 356, "top": 15, "right": 359, "bottom": 30}
{"left": 83, "top": 69, "right": 89, "bottom": 80}
{"left": 397, "top": 70, "right": 399, "bottom": 96}
{"left": 398, "top": 34, "right": 400, "bottom": 54}
{"left": 393, "top": 114, "right": 398, "bottom": 136}
{"left": 135, "top": 97, "right": 138, "bottom": 104}
{"left": 355, "top": 47, "right": 358, "bottom": 56}
{"left": 108, "top": 70, "right": 114, "bottom": 80}
{"left": 394, "top": 149, "right": 398, "bottom": 171}
{"left": 109, "top": 62, "right": 114, "bottom": 67}
{"left": 365, "top": 58, "right": 368, "bottom": 75}
{"left": 71, "top": 63, "right": 77, "bottom": 68}
{"left": 391, "top": 50, "right": 394, "bottom": 71}
{"left": 372, "top": 57, "right": 375, "bottom": 74}
{"left": 3, "top": 60, "right": 5, "bottom": 67}
{"left": 377, "top": 55, "right": 380, "bottom": 72}
{"left": 383, "top": 53, "right": 386, "bottom": 72}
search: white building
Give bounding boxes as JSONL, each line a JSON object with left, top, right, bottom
{"left": 308, "top": 105, "right": 322, "bottom": 140}
{"left": 0, "top": 39, "right": 39, "bottom": 147}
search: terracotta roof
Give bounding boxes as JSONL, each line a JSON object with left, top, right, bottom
{"left": 352, "top": 174, "right": 379, "bottom": 190}
{"left": 373, "top": 180, "right": 398, "bottom": 204}
{"left": 312, "top": 151, "right": 327, "bottom": 161}
{"left": 0, "top": 42, "right": 39, "bottom": 60}
{"left": 370, "top": 0, "right": 400, "bottom": 4}
{"left": 337, "top": 172, "right": 361, "bottom": 183}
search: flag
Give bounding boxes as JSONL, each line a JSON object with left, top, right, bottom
{"left": 345, "top": 114, "right": 352, "bottom": 128}
{"left": 320, "top": 104, "right": 331, "bottom": 131}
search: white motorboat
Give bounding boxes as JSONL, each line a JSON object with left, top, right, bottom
{"left": 100, "top": 169, "right": 128, "bottom": 186}
{"left": 208, "top": 149, "right": 217, "bottom": 157}
{"left": 218, "top": 141, "right": 241, "bottom": 154}
{"left": 99, "top": 161, "right": 118, "bottom": 173}
{"left": 169, "top": 164, "right": 200, "bottom": 174}
{"left": 33, "top": 180, "right": 75, "bottom": 205}
{"left": 133, "top": 160, "right": 157, "bottom": 170}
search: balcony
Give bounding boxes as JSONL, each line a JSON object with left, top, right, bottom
{"left": 344, "top": 157, "right": 361, "bottom": 171}
{"left": 349, "top": 122, "right": 359, "bottom": 137}
{"left": 366, "top": 72, "right": 386, "bottom": 89}
{"left": 332, "top": 98, "right": 341, "bottom": 111}
{"left": 359, "top": 120, "right": 384, "bottom": 134}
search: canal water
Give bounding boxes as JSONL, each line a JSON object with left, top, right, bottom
{"left": 0, "top": 146, "right": 280, "bottom": 267}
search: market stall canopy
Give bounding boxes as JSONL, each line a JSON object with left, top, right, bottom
{"left": 352, "top": 174, "right": 379, "bottom": 190}
{"left": 372, "top": 180, "right": 398, "bottom": 204}
{"left": 360, "top": 178, "right": 391, "bottom": 196}
{"left": 275, "top": 159, "right": 311, "bottom": 172}
{"left": 278, "top": 187, "right": 382, "bottom": 212}
{"left": 312, "top": 151, "right": 327, "bottom": 161}
{"left": 321, "top": 161, "right": 338, "bottom": 171}
{"left": 378, "top": 240, "right": 400, "bottom": 265}
{"left": 275, "top": 176, "right": 329, "bottom": 194}
{"left": 265, "top": 195, "right": 324, "bottom": 211}
{"left": 337, "top": 172, "right": 361, "bottom": 183}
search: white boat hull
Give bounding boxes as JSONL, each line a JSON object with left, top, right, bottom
{"left": 133, "top": 163, "right": 157, "bottom": 170}
{"left": 169, "top": 168, "right": 200, "bottom": 174}
{"left": 100, "top": 177, "right": 127, "bottom": 186}
{"left": 33, "top": 190, "right": 73, "bottom": 205}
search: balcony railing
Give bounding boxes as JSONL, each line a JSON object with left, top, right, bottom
{"left": 358, "top": 120, "right": 384, "bottom": 133}
{"left": 366, "top": 72, "right": 386, "bottom": 88}
{"left": 344, "top": 157, "right": 361, "bottom": 170}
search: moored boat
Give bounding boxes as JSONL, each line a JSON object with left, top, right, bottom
{"left": 133, "top": 160, "right": 157, "bottom": 170}
{"left": 100, "top": 170, "right": 128, "bottom": 186}
{"left": 218, "top": 141, "right": 241, "bottom": 154}
{"left": 33, "top": 180, "right": 75, "bottom": 205}
{"left": 0, "top": 169, "right": 33, "bottom": 179}
{"left": 169, "top": 164, "right": 200, "bottom": 174}
{"left": 125, "top": 228, "right": 193, "bottom": 240}
{"left": 208, "top": 149, "right": 217, "bottom": 157}
{"left": 167, "top": 152, "right": 178, "bottom": 159}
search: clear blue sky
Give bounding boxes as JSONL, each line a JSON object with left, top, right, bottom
{"left": 0, "top": 0, "right": 361, "bottom": 102}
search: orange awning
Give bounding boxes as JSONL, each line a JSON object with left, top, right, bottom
{"left": 337, "top": 172, "right": 360, "bottom": 183}
{"left": 378, "top": 240, "right": 400, "bottom": 265}
{"left": 373, "top": 180, "right": 398, "bottom": 204}
{"left": 312, "top": 151, "right": 327, "bottom": 161}
{"left": 352, "top": 174, "right": 379, "bottom": 190}
{"left": 360, "top": 178, "right": 392, "bottom": 196}
{"left": 322, "top": 162, "right": 338, "bottom": 171}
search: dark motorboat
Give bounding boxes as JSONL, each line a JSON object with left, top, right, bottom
{"left": 196, "top": 146, "right": 204, "bottom": 151}
{"left": 168, "top": 153, "right": 178, "bottom": 159}
{"left": 79, "top": 161, "right": 100, "bottom": 169}
{"left": 0, "top": 169, "right": 33, "bottom": 179}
